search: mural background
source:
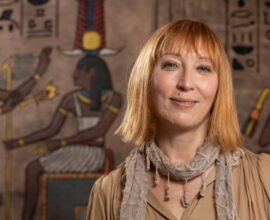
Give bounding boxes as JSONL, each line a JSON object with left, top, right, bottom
{"left": 0, "top": 0, "right": 269, "bottom": 220}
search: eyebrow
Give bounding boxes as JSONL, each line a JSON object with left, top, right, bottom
{"left": 162, "top": 53, "right": 212, "bottom": 63}
{"left": 199, "top": 56, "right": 211, "bottom": 61}
{"left": 163, "top": 53, "right": 182, "bottom": 57}
{"left": 198, "top": 56, "right": 211, "bottom": 61}
{"left": 164, "top": 53, "right": 210, "bottom": 59}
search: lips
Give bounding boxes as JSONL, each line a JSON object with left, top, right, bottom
{"left": 169, "top": 97, "right": 198, "bottom": 107}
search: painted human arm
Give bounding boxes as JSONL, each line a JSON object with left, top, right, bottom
{"left": 3, "top": 92, "right": 74, "bottom": 150}
{"left": 65, "top": 91, "right": 121, "bottom": 142}
{"left": 38, "top": 91, "right": 122, "bottom": 152}
{"left": 0, "top": 46, "right": 52, "bottom": 114}
{"left": 0, "top": 88, "right": 10, "bottom": 101}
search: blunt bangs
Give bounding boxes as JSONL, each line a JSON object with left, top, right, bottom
{"left": 153, "top": 20, "right": 223, "bottom": 74}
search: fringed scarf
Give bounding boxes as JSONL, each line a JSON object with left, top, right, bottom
{"left": 120, "top": 142, "right": 243, "bottom": 220}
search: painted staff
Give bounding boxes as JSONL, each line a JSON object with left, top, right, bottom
{"left": 2, "top": 57, "right": 13, "bottom": 220}
{"left": 241, "top": 88, "right": 270, "bottom": 137}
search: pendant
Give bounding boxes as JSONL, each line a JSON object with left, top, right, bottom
{"left": 164, "top": 186, "right": 170, "bottom": 201}
{"left": 180, "top": 194, "right": 190, "bottom": 208}
{"left": 154, "top": 173, "right": 160, "bottom": 185}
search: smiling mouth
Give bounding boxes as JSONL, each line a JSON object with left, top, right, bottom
{"left": 169, "top": 98, "right": 198, "bottom": 107}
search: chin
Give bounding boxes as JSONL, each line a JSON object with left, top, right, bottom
{"left": 171, "top": 116, "right": 193, "bottom": 126}
{"left": 173, "top": 123, "right": 197, "bottom": 131}
{"left": 167, "top": 116, "right": 207, "bottom": 132}
{"left": 162, "top": 119, "right": 192, "bottom": 131}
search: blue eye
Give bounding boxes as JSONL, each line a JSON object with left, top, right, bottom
{"left": 162, "top": 62, "right": 178, "bottom": 70}
{"left": 197, "top": 65, "right": 211, "bottom": 73}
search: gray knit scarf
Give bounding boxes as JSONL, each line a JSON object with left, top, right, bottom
{"left": 120, "top": 141, "right": 244, "bottom": 220}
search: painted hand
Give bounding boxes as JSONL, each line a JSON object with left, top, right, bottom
{"left": 44, "top": 140, "right": 61, "bottom": 153}
{"left": 3, "top": 139, "right": 21, "bottom": 151}
{"left": 1, "top": 90, "right": 23, "bottom": 113}
{"left": 0, "top": 88, "right": 11, "bottom": 102}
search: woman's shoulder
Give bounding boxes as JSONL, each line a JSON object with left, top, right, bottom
{"left": 241, "top": 148, "right": 270, "bottom": 167}
{"left": 237, "top": 148, "right": 270, "bottom": 198}
{"left": 87, "top": 163, "right": 125, "bottom": 219}
{"left": 93, "top": 162, "right": 125, "bottom": 196}
{"left": 255, "top": 151, "right": 270, "bottom": 197}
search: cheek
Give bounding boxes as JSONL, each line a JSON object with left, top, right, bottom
{"left": 197, "top": 76, "right": 218, "bottom": 102}
{"left": 152, "top": 72, "right": 163, "bottom": 91}
{"left": 151, "top": 72, "right": 175, "bottom": 98}
{"left": 150, "top": 73, "right": 170, "bottom": 116}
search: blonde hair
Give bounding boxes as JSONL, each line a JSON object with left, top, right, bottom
{"left": 116, "top": 20, "right": 243, "bottom": 151}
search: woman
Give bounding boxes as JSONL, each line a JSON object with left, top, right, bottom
{"left": 4, "top": 55, "right": 121, "bottom": 220}
{"left": 87, "top": 20, "right": 270, "bottom": 220}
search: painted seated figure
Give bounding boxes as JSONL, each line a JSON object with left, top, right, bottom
{"left": 4, "top": 55, "right": 121, "bottom": 220}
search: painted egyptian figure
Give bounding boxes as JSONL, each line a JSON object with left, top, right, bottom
{"left": 4, "top": 55, "right": 121, "bottom": 220}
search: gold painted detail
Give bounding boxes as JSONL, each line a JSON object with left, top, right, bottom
{"left": 19, "top": 82, "right": 57, "bottom": 107}
{"left": 34, "top": 73, "right": 40, "bottom": 81}
{"left": 256, "top": 88, "right": 270, "bottom": 110}
{"left": 107, "top": 105, "right": 119, "bottom": 114}
{"left": 78, "top": 93, "right": 92, "bottom": 105}
{"left": 35, "top": 145, "right": 48, "bottom": 156}
{"left": 83, "top": 31, "right": 101, "bottom": 50}
{"left": 18, "top": 138, "right": 25, "bottom": 146}
{"left": 59, "top": 108, "right": 69, "bottom": 116}
{"left": 61, "top": 139, "right": 67, "bottom": 147}
{"left": 101, "top": 91, "right": 112, "bottom": 102}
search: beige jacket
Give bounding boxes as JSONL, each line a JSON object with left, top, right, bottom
{"left": 87, "top": 150, "right": 270, "bottom": 220}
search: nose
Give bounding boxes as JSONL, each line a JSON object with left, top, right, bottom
{"left": 176, "top": 68, "right": 195, "bottom": 91}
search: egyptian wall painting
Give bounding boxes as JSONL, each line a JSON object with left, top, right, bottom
{"left": 0, "top": 0, "right": 122, "bottom": 220}
{"left": 0, "top": 0, "right": 270, "bottom": 220}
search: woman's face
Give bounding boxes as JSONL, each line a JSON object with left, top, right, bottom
{"left": 151, "top": 49, "right": 218, "bottom": 133}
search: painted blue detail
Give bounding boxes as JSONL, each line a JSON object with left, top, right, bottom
{"left": 47, "top": 178, "right": 96, "bottom": 220}
{"left": 87, "top": 0, "right": 95, "bottom": 30}
{"left": 80, "top": 89, "right": 107, "bottom": 101}
{"left": 81, "top": 89, "right": 91, "bottom": 98}
{"left": 83, "top": 49, "right": 100, "bottom": 55}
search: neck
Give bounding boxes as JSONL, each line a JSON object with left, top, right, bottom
{"left": 155, "top": 122, "right": 208, "bottom": 165}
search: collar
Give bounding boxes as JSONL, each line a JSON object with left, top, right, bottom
{"left": 77, "top": 91, "right": 92, "bottom": 105}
